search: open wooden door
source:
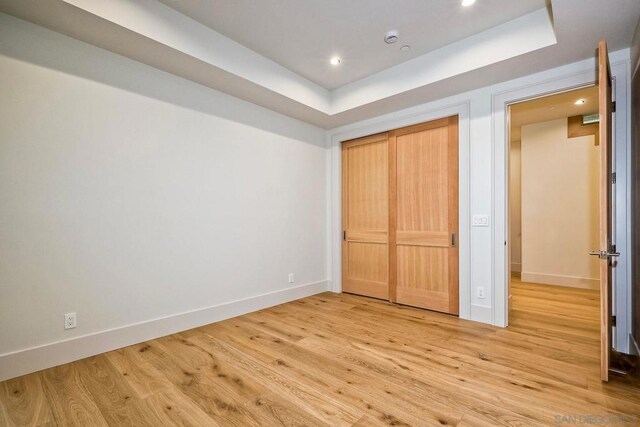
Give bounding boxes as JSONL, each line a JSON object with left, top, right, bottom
{"left": 593, "top": 40, "right": 617, "bottom": 382}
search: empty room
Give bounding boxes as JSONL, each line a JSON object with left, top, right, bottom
{"left": 1, "top": 0, "right": 640, "bottom": 426}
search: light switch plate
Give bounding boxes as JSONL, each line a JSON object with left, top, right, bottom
{"left": 472, "top": 215, "right": 490, "bottom": 227}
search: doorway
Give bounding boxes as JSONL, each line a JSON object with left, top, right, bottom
{"left": 507, "top": 85, "right": 602, "bottom": 359}
{"left": 508, "top": 86, "right": 600, "bottom": 289}
{"left": 496, "top": 41, "right": 623, "bottom": 382}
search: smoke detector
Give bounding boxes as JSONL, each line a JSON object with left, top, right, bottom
{"left": 384, "top": 31, "right": 399, "bottom": 44}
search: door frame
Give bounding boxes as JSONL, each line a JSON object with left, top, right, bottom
{"left": 502, "top": 82, "right": 598, "bottom": 319}
{"left": 329, "top": 102, "right": 472, "bottom": 319}
{"left": 493, "top": 62, "right": 631, "bottom": 352}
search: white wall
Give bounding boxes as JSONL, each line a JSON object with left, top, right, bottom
{"left": 0, "top": 14, "right": 327, "bottom": 379}
{"left": 520, "top": 119, "right": 600, "bottom": 288}
{"left": 509, "top": 140, "right": 522, "bottom": 273}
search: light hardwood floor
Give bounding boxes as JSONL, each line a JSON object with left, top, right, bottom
{"left": 1, "top": 280, "right": 639, "bottom": 426}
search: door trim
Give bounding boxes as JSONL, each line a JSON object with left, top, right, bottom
{"left": 329, "top": 102, "right": 471, "bottom": 320}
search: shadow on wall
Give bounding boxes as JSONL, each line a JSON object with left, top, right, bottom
{"left": 0, "top": 13, "right": 325, "bottom": 146}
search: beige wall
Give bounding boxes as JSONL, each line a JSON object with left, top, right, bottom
{"left": 510, "top": 140, "right": 522, "bottom": 272}
{"left": 520, "top": 118, "right": 599, "bottom": 288}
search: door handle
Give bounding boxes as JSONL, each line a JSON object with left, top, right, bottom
{"left": 589, "top": 250, "right": 620, "bottom": 259}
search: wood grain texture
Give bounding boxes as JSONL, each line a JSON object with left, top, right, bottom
{"left": 388, "top": 130, "right": 398, "bottom": 303}
{"left": 598, "top": 39, "right": 613, "bottom": 382}
{"left": 342, "top": 134, "right": 389, "bottom": 300}
{"left": 391, "top": 116, "right": 459, "bottom": 314}
{"left": 1, "top": 279, "right": 639, "bottom": 426}
{"left": 0, "top": 373, "right": 53, "bottom": 426}
{"left": 447, "top": 116, "right": 459, "bottom": 314}
{"left": 343, "top": 116, "right": 458, "bottom": 313}
{"left": 396, "top": 230, "right": 450, "bottom": 247}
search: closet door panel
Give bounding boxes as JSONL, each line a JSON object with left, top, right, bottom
{"left": 396, "top": 246, "right": 449, "bottom": 312}
{"left": 396, "top": 125, "right": 449, "bottom": 233}
{"left": 342, "top": 134, "right": 389, "bottom": 300}
{"left": 391, "top": 117, "right": 459, "bottom": 314}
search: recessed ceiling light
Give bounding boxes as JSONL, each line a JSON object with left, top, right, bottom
{"left": 330, "top": 57, "right": 341, "bottom": 66}
{"left": 400, "top": 45, "right": 411, "bottom": 52}
{"left": 461, "top": 0, "right": 476, "bottom": 6}
{"left": 574, "top": 99, "right": 586, "bottom": 105}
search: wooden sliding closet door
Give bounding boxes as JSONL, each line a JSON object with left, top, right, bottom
{"left": 390, "top": 116, "right": 459, "bottom": 314}
{"left": 342, "top": 133, "right": 389, "bottom": 299}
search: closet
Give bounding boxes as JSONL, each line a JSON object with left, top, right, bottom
{"left": 342, "top": 116, "right": 459, "bottom": 315}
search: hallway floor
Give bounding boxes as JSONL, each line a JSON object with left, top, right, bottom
{"left": 510, "top": 276, "right": 601, "bottom": 349}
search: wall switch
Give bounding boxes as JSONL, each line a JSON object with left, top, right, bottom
{"left": 288, "top": 273, "right": 294, "bottom": 284}
{"left": 472, "top": 215, "right": 490, "bottom": 227}
{"left": 64, "top": 312, "right": 77, "bottom": 330}
{"left": 477, "top": 287, "right": 485, "bottom": 299}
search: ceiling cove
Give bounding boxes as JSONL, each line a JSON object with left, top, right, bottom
{"left": 156, "top": 0, "right": 547, "bottom": 90}
{"left": 1, "top": 0, "right": 639, "bottom": 128}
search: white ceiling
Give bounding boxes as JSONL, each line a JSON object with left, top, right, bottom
{"left": 510, "top": 85, "right": 599, "bottom": 141}
{"left": 0, "top": 0, "right": 639, "bottom": 128}
{"left": 157, "top": 0, "right": 546, "bottom": 90}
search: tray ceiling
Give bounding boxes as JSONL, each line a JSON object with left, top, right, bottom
{"left": 0, "top": 0, "right": 639, "bottom": 128}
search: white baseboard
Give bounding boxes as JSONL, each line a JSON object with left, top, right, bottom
{"left": 0, "top": 280, "right": 329, "bottom": 382}
{"left": 511, "top": 262, "right": 522, "bottom": 273}
{"left": 471, "top": 304, "right": 493, "bottom": 325}
{"left": 520, "top": 272, "right": 599, "bottom": 290}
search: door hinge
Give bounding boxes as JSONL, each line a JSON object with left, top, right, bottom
{"left": 612, "top": 101, "right": 616, "bottom": 113}
{"left": 343, "top": 230, "right": 346, "bottom": 241}
{"left": 612, "top": 172, "right": 616, "bottom": 184}
{"left": 612, "top": 315, "right": 617, "bottom": 327}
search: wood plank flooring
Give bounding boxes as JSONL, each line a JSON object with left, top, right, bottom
{"left": 1, "top": 279, "right": 639, "bottom": 426}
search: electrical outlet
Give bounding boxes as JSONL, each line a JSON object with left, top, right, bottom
{"left": 288, "top": 273, "right": 294, "bottom": 284}
{"left": 477, "top": 287, "right": 485, "bottom": 299}
{"left": 64, "top": 312, "right": 77, "bottom": 330}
